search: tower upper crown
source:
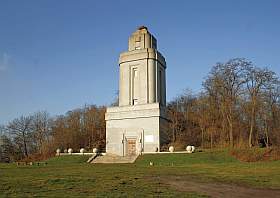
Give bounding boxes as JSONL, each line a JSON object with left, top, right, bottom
{"left": 128, "top": 26, "right": 157, "bottom": 51}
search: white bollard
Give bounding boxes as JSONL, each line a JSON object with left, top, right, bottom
{"left": 56, "top": 148, "right": 61, "bottom": 156}
{"left": 92, "top": 148, "right": 98, "bottom": 154}
{"left": 186, "top": 145, "right": 192, "bottom": 153}
{"left": 80, "top": 148, "right": 85, "bottom": 154}
{"left": 169, "top": 146, "right": 174, "bottom": 152}
{"left": 68, "top": 148, "right": 73, "bottom": 154}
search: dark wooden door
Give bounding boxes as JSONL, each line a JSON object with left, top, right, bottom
{"left": 127, "top": 139, "right": 136, "bottom": 156}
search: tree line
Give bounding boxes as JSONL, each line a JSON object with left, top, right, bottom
{"left": 0, "top": 105, "right": 106, "bottom": 162}
{"left": 1, "top": 58, "right": 280, "bottom": 162}
{"left": 167, "top": 58, "right": 280, "bottom": 149}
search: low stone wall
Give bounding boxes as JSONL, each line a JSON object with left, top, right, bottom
{"left": 56, "top": 151, "right": 193, "bottom": 157}
{"left": 143, "top": 151, "right": 194, "bottom": 154}
{"left": 56, "top": 153, "right": 106, "bottom": 156}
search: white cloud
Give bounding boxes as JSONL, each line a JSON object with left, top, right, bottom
{"left": 0, "top": 53, "right": 11, "bottom": 71}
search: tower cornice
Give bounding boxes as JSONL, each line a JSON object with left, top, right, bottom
{"left": 119, "top": 48, "right": 166, "bottom": 68}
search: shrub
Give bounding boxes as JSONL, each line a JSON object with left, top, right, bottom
{"left": 230, "top": 147, "right": 280, "bottom": 162}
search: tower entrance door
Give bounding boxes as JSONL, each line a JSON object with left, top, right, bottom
{"left": 127, "top": 139, "right": 136, "bottom": 156}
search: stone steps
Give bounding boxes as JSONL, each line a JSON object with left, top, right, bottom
{"left": 90, "top": 154, "right": 138, "bottom": 164}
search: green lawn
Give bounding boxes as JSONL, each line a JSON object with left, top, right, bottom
{"left": 0, "top": 150, "right": 279, "bottom": 197}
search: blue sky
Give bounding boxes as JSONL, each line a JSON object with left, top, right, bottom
{"left": 0, "top": 0, "right": 280, "bottom": 124}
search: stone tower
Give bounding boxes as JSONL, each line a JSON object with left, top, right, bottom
{"left": 105, "top": 26, "right": 167, "bottom": 156}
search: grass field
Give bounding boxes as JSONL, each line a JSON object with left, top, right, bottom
{"left": 0, "top": 150, "right": 280, "bottom": 197}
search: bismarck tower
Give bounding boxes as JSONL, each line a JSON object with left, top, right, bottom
{"left": 105, "top": 26, "right": 168, "bottom": 156}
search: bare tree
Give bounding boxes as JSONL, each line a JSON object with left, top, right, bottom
{"left": 31, "top": 111, "right": 51, "bottom": 154}
{"left": 245, "top": 66, "right": 278, "bottom": 147}
{"left": 203, "top": 59, "right": 249, "bottom": 147}
{"left": 51, "top": 105, "right": 106, "bottom": 151}
{"left": 0, "top": 134, "right": 14, "bottom": 162}
{"left": 258, "top": 77, "right": 280, "bottom": 147}
{"left": 7, "top": 116, "right": 33, "bottom": 157}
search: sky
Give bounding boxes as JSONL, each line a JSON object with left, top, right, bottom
{"left": 0, "top": 0, "right": 280, "bottom": 125}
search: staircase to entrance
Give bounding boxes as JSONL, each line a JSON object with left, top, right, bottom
{"left": 90, "top": 154, "right": 138, "bottom": 164}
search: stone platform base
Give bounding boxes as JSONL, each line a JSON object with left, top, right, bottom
{"left": 90, "top": 154, "right": 138, "bottom": 164}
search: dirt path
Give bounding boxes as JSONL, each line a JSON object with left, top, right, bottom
{"left": 160, "top": 176, "right": 280, "bottom": 198}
